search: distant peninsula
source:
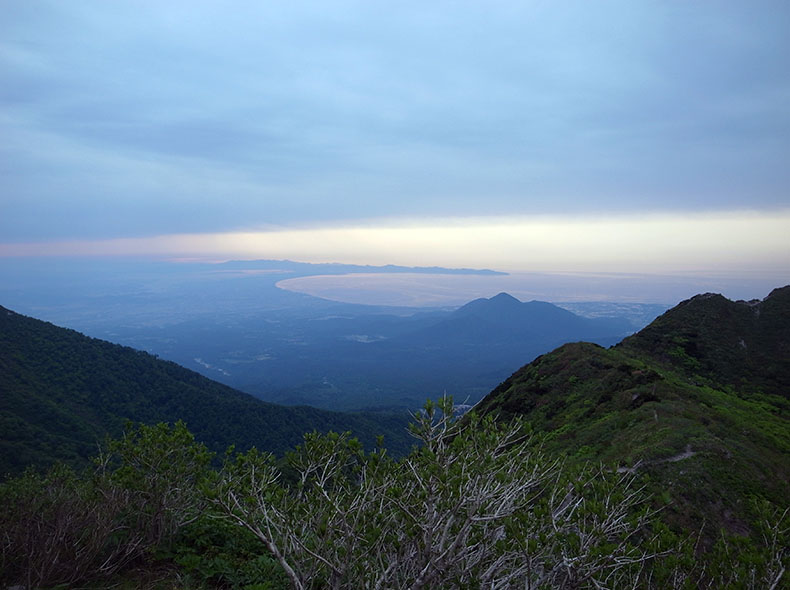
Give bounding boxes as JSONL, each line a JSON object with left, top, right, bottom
{"left": 214, "top": 259, "right": 508, "bottom": 276}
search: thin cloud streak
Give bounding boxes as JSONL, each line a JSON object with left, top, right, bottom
{"left": 2, "top": 212, "right": 788, "bottom": 277}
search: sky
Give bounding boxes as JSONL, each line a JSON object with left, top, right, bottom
{"left": 1, "top": 1, "right": 789, "bottom": 279}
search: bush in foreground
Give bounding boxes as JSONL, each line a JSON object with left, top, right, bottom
{"left": 1, "top": 399, "right": 787, "bottom": 589}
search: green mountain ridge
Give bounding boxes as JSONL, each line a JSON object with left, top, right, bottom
{"left": 0, "top": 305, "right": 412, "bottom": 478}
{"left": 474, "top": 286, "right": 790, "bottom": 538}
{"left": 619, "top": 286, "right": 790, "bottom": 397}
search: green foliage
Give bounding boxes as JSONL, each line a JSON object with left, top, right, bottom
{"left": 2, "top": 410, "right": 788, "bottom": 589}
{"left": 208, "top": 398, "right": 790, "bottom": 589}
{"left": 0, "top": 422, "right": 213, "bottom": 590}
{"left": 102, "top": 421, "right": 215, "bottom": 549}
{"left": 666, "top": 335, "right": 702, "bottom": 372}
{"left": 620, "top": 286, "right": 790, "bottom": 398}
{"left": 474, "top": 339, "right": 790, "bottom": 544}
{"left": 700, "top": 499, "right": 789, "bottom": 589}
{"left": 169, "top": 516, "right": 289, "bottom": 589}
{"left": 213, "top": 397, "right": 669, "bottom": 589}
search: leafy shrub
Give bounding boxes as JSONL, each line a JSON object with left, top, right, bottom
{"left": 0, "top": 421, "right": 212, "bottom": 589}
{"left": 212, "top": 397, "right": 664, "bottom": 589}
{"left": 2, "top": 407, "right": 787, "bottom": 590}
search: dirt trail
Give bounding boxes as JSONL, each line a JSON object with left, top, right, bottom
{"left": 617, "top": 444, "right": 696, "bottom": 474}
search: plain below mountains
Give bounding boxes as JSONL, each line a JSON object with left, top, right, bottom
{"left": 169, "top": 292, "right": 634, "bottom": 411}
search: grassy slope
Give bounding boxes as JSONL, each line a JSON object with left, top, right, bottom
{"left": 475, "top": 287, "right": 790, "bottom": 538}
{"left": 0, "top": 306, "right": 413, "bottom": 478}
{"left": 619, "top": 286, "right": 790, "bottom": 398}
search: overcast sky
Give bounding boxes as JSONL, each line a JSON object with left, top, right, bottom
{"left": 1, "top": 1, "right": 789, "bottom": 276}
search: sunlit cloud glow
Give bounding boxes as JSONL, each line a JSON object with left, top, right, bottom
{"left": 3, "top": 211, "right": 788, "bottom": 277}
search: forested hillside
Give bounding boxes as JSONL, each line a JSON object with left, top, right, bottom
{"left": 0, "top": 305, "right": 412, "bottom": 477}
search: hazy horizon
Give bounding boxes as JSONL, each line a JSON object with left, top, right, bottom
{"left": 0, "top": 254, "right": 783, "bottom": 314}
{"left": 276, "top": 269, "right": 786, "bottom": 307}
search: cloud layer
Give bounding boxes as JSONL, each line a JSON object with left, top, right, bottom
{"left": 2, "top": 1, "right": 789, "bottom": 246}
